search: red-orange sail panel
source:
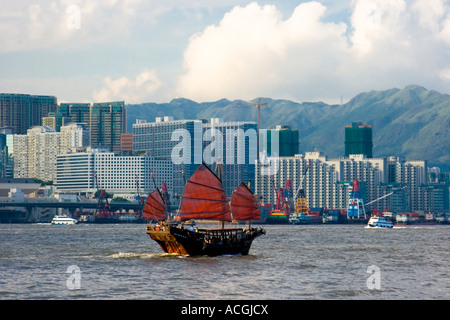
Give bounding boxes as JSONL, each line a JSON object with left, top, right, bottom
{"left": 231, "top": 182, "right": 261, "bottom": 221}
{"left": 179, "top": 163, "right": 232, "bottom": 222}
{"left": 142, "top": 189, "right": 166, "bottom": 221}
{"left": 231, "top": 182, "right": 261, "bottom": 220}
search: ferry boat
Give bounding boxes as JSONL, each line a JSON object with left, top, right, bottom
{"left": 367, "top": 216, "right": 393, "bottom": 228}
{"left": 51, "top": 215, "right": 79, "bottom": 225}
{"left": 144, "top": 163, "right": 265, "bottom": 256}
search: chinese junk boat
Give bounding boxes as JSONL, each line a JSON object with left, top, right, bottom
{"left": 145, "top": 163, "right": 265, "bottom": 256}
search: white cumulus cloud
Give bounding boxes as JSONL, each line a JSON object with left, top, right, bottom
{"left": 92, "top": 69, "right": 162, "bottom": 104}
{"left": 176, "top": 0, "right": 450, "bottom": 103}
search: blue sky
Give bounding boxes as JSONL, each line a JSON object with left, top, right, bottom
{"left": 1, "top": 0, "right": 450, "bottom": 104}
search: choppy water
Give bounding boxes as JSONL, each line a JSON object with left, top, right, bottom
{"left": 0, "top": 223, "right": 448, "bottom": 300}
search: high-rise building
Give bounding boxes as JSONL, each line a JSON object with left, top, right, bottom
{"left": 60, "top": 123, "right": 90, "bottom": 154}
{"left": 132, "top": 116, "right": 202, "bottom": 198}
{"left": 0, "top": 93, "right": 57, "bottom": 134}
{"left": 42, "top": 112, "right": 72, "bottom": 132}
{"left": 120, "top": 133, "right": 133, "bottom": 156}
{"left": 254, "top": 151, "right": 440, "bottom": 214}
{"left": 27, "top": 126, "right": 60, "bottom": 182}
{"left": 260, "top": 125, "right": 299, "bottom": 157}
{"left": 12, "top": 134, "right": 29, "bottom": 179}
{"left": 202, "top": 118, "right": 257, "bottom": 196}
{"left": 344, "top": 121, "right": 373, "bottom": 158}
{"left": 90, "top": 101, "right": 126, "bottom": 154}
{"left": 58, "top": 103, "right": 91, "bottom": 124}
{"left": 255, "top": 152, "right": 337, "bottom": 209}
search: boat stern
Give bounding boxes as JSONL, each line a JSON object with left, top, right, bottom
{"left": 146, "top": 224, "right": 188, "bottom": 255}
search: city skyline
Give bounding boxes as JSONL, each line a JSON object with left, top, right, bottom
{"left": 2, "top": 0, "right": 450, "bottom": 105}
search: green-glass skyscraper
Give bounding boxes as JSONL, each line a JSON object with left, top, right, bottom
{"left": 0, "top": 93, "right": 57, "bottom": 134}
{"left": 59, "top": 103, "right": 91, "bottom": 124}
{"left": 263, "top": 125, "right": 299, "bottom": 157}
{"left": 90, "top": 101, "right": 126, "bottom": 154}
{"left": 345, "top": 121, "right": 373, "bottom": 158}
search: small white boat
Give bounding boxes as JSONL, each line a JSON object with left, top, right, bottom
{"left": 51, "top": 215, "right": 79, "bottom": 225}
{"left": 368, "top": 216, "right": 393, "bottom": 228}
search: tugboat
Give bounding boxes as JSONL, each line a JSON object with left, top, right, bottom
{"left": 144, "top": 163, "right": 265, "bottom": 256}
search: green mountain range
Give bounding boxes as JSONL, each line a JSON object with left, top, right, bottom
{"left": 126, "top": 85, "right": 450, "bottom": 170}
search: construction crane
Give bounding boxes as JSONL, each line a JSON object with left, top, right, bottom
{"left": 234, "top": 98, "right": 268, "bottom": 160}
{"left": 233, "top": 98, "right": 268, "bottom": 134}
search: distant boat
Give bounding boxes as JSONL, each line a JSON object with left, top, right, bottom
{"left": 145, "top": 163, "right": 265, "bottom": 256}
{"left": 367, "top": 216, "right": 393, "bottom": 228}
{"left": 51, "top": 215, "right": 78, "bottom": 225}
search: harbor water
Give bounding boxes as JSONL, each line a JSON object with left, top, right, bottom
{"left": 0, "top": 223, "right": 448, "bottom": 300}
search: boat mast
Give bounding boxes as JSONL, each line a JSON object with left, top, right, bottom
{"left": 215, "top": 159, "right": 225, "bottom": 229}
{"left": 247, "top": 179, "right": 252, "bottom": 229}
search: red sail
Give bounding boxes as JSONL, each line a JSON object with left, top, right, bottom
{"left": 142, "top": 189, "right": 166, "bottom": 221}
{"left": 231, "top": 182, "right": 261, "bottom": 221}
{"left": 178, "top": 163, "right": 232, "bottom": 222}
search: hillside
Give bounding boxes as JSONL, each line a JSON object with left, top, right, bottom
{"left": 126, "top": 85, "right": 450, "bottom": 170}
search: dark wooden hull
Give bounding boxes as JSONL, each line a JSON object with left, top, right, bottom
{"left": 169, "top": 226, "right": 265, "bottom": 256}
{"left": 147, "top": 224, "right": 265, "bottom": 256}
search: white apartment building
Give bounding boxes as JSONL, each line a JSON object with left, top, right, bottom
{"left": 255, "top": 151, "right": 431, "bottom": 212}
{"left": 12, "top": 124, "right": 92, "bottom": 182}
{"left": 12, "top": 134, "right": 28, "bottom": 179}
{"left": 13, "top": 126, "right": 61, "bottom": 182}
{"left": 60, "top": 122, "right": 90, "bottom": 154}
{"left": 255, "top": 152, "right": 337, "bottom": 209}
{"left": 56, "top": 147, "right": 173, "bottom": 197}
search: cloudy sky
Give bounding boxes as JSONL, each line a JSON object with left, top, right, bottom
{"left": 1, "top": 0, "right": 450, "bottom": 104}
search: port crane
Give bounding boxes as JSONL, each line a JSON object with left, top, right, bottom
{"left": 135, "top": 174, "right": 145, "bottom": 220}
{"left": 270, "top": 175, "right": 287, "bottom": 212}
{"left": 364, "top": 186, "right": 408, "bottom": 207}
{"left": 293, "top": 161, "right": 311, "bottom": 216}
{"left": 93, "top": 171, "right": 112, "bottom": 220}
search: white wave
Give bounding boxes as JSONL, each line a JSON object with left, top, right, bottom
{"left": 108, "top": 252, "right": 185, "bottom": 259}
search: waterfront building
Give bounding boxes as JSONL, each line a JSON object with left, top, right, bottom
{"left": 90, "top": 101, "right": 127, "bottom": 154}
{"left": 255, "top": 153, "right": 336, "bottom": 209}
{"left": 327, "top": 154, "right": 386, "bottom": 211}
{"left": 345, "top": 121, "right": 373, "bottom": 158}
{"left": 56, "top": 147, "right": 172, "bottom": 197}
{"left": 0, "top": 93, "right": 57, "bottom": 134}
{"left": 254, "top": 150, "right": 446, "bottom": 214}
